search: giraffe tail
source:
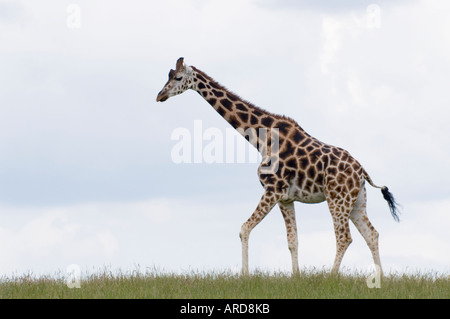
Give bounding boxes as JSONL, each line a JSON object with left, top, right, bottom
{"left": 363, "top": 169, "right": 401, "bottom": 222}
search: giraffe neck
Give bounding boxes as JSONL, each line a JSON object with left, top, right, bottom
{"left": 191, "top": 66, "right": 302, "bottom": 152}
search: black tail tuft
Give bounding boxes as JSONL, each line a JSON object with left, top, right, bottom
{"left": 381, "top": 186, "right": 400, "bottom": 222}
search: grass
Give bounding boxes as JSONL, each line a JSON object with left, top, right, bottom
{"left": 0, "top": 268, "right": 448, "bottom": 299}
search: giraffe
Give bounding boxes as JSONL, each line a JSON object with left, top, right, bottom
{"left": 156, "top": 57, "right": 400, "bottom": 275}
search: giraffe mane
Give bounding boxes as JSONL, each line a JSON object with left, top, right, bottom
{"left": 191, "top": 66, "right": 298, "bottom": 126}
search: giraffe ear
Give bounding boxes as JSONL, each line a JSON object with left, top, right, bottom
{"left": 176, "top": 57, "right": 185, "bottom": 71}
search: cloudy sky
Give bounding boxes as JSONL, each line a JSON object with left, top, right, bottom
{"left": 0, "top": 0, "right": 449, "bottom": 277}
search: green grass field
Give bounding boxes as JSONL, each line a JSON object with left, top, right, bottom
{"left": 0, "top": 269, "right": 448, "bottom": 299}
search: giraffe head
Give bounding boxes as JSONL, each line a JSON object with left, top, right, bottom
{"left": 156, "top": 57, "right": 194, "bottom": 102}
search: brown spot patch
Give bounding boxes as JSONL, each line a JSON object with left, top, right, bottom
{"left": 216, "top": 106, "right": 226, "bottom": 116}
{"left": 261, "top": 117, "right": 274, "bottom": 127}
{"left": 308, "top": 167, "right": 315, "bottom": 179}
{"left": 236, "top": 103, "right": 247, "bottom": 111}
{"left": 237, "top": 112, "right": 249, "bottom": 122}
{"left": 220, "top": 99, "right": 232, "bottom": 109}
{"left": 212, "top": 89, "right": 224, "bottom": 97}
{"left": 196, "top": 74, "right": 206, "bottom": 82}
{"left": 227, "top": 93, "right": 238, "bottom": 101}
{"left": 276, "top": 121, "right": 291, "bottom": 134}
{"left": 301, "top": 138, "right": 312, "bottom": 147}
{"left": 292, "top": 130, "right": 305, "bottom": 143}
{"left": 286, "top": 158, "right": 298, "bottom": 169}
{"left": 229, "top": 115, "right": 239, "bottom": 128}
{"left": 328, "top": 167, "right": 337, "bottom": 176}
{"left": 300, "top": 158, "right": 309, "bottom": 169}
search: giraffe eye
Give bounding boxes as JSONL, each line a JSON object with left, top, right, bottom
{"left": 175, "top": 76, "right": 182, "bottom": 81}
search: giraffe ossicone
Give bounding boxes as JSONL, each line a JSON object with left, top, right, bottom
{"left": 157, "top": 57, "right": 400, "bottom": 275}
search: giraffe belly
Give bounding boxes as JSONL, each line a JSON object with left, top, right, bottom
{"left": 296, "top": 192, "right": 326, "bottom": 204}
{"left": 289, "top": 185, "right": 326, "bottom": 204}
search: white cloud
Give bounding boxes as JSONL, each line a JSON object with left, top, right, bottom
{"left": 0, "top": 196, "right": 448, "bottom": 276}
{"left": 0, "top": 204, "right": 119, "bottom": 274}
{"left": 382, "top": 199, "right": 450, "bottom": 272}
{"left": 0, "top": 198, "right": 208, "bottom": 274}
{"left": 320, "top": 16, "right": 343, "bottom": 75}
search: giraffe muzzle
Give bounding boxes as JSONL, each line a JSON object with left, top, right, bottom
{"left": 156, "top": 91, "right": 168, "bottom": 102}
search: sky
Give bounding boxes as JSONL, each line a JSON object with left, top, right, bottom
{"left": 0, "top": 0, "right": 449, "bottom": 277}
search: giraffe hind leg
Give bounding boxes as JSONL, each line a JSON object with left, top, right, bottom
{"left": 349, "top": 187, "right": 383, "bottom": 276}
{"left": 330, "top": 212, "right": 352, "bottom": 274}
{"left": 325, "top": 189, "right": 355, "bottom": 274}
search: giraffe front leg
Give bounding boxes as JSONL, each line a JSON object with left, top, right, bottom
{"left": 239, "top": 230, "right": 249, "bottom": 276}
{"left": 239, "top": 190, "right": 279, "bottom": 276}
{"left": 279, "top": 201, "right": 299, "bottom": 275}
